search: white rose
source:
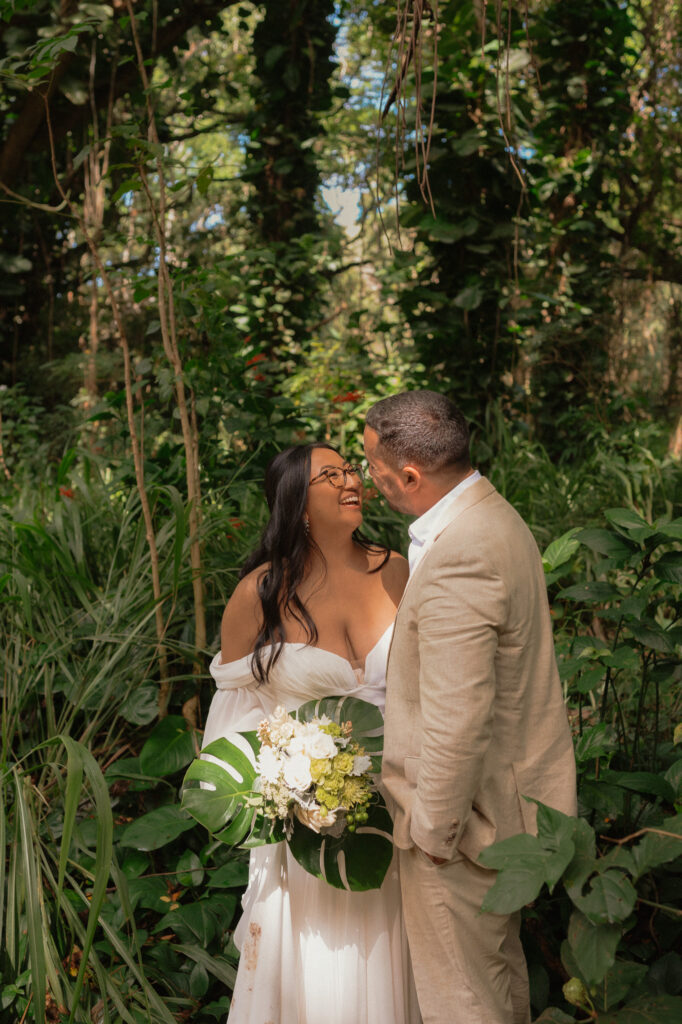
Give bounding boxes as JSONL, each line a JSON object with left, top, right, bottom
{"left": 257, "top": 745, "right": 283, "bottom": 784}
{"left": 299, "top": 723, "right": 337, "bottom": 760}
{"left": 282, "top": 752, "right": 313, "bottom": 791}
{"left": 351, "top": 754, "right": 372, "bottom": 776}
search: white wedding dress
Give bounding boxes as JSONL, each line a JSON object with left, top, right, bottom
{"left": 203, "top": 623, "right": 421, "bottom": 1024}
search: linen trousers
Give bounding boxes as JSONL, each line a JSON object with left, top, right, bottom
{"left": 399, "top": 846, "right": 531, "bottom": 1024}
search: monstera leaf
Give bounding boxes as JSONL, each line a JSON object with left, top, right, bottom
{"left": 292, "top": 695, "right": 385, "bottom": 772}
{"left": 180, "top": 696, "right": 394, "bottom": 891}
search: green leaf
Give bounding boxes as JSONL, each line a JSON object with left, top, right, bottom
{"left": 536, "top": 803, "right": 577, "bottom": 890}
{"left": 542, "top": 528, "right": 581, "bottom": 573}
{"left": 154, "top": 902, "right": 220, "bottom": 945}
{"left": 567, "top": 910, "right": 622, "bottom": 987}
{"left": 533, "top": 1010, "right": 578, "bottom": 1023}
{"left": 181, "top": 737, "right": 260, "bottom": 840}
{"left": 630, "top": 815, "right": 682, "bottom": 878}
{"left": 453, "top": 282, "right": 483, "bottom": 310}
{"left": 288, "top": 796, "right": 393, "bottom": 892}
{"left": 207, "top": 859, "right": 249, "bottom": 888}
{"left": 478, "top": 834, "right": 549, "bottom": 913}
{"left": 574, "top": 724, "right": 617, "bottom": 763}
{"left": 664, "top": 759, "right": 682, "bottom": 799}
{"left": 595, "top": 960, "right": 648, "bottom": 1012}
{"left": 598, "top": 769, "right": 675, "bottom": 802}
{"left": 176, "top": 851, "right": 204, "bottom": 887}
{"left": 139, "top": 716, "right": 197, "bottom": 777}
{"left": 558, "top": 582, "right": 621, "bottom": 603}
{"left": 120, "top": 805, "right": 195, "bottom": 851}
{"left": 627, "top": 621, "right": 674, "bottom": 653}
{"left": 572, "top": 870, "right": 637, "bottom": 925}
{"left": 119, "top": 684, "right": 159, "bottom": 726}
{"left": 604, "top": 509, "right": 655, "bottom": 543}
{"left": 597, "top": 994, "right": 682, "bottom": 1022}
{"left": 577, "top": 528, "right": 637, "bottom": 560}
{"left": 656, "top": 518, "right": 682, "bottom": 541}
{"left": 293, "top": 696, "right": 384, "bottom": 770}
{"left": 654, "top": 551, "right": 682, "bottom": 584}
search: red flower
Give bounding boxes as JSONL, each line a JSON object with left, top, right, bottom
{"left": 245, "top": 353, "right": 266, "bottom": 367}
{"left": 229, "top": 518, "right": 244, "bottom": 530}
{"left": 330, "top": 390, "right": 363, "bottom": 404}
{"left": 59, "top": 487, "right": 75, "bottom": 499}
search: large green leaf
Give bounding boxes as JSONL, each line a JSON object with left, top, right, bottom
{"left": 596, "top": 994, "right": 682, "bottom": 1022}
{"left": 604, "top": 509, "right": 655, "bottom": 543}
{"left": 139, "top": 716, "right": 197, "bottom": 777}
{"left": 120, "top": 804, "right": 196, "bottom": 851}
{"left": 479, "top": 833, "right": 549, "bottom": 913}
{"left": 181, "top": 734, "right": 264, "bottom": 844}
{"left": 598, "top": 769, "right": 675, "bottom": 803}
{"left": 571, "top": 869, "right": 637, "bottom": 925}
{"left": 293, "top": 695, "right": 384, "bottom": 771}
{"left": 288, "top": 795, "right": 393, "bottom": 891}
{"left": 567, "top": 910, "right": 623, "bottom": 987}
{"left": 577, "top": 528, "right": 637, "bottom": 560}
{"left": 533, "top": 1010, "right": 577, "bottom": 1023}
{"left": 558, "top": 581, "right": 622, "bottom": 603}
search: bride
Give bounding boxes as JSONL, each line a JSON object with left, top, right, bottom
{"left": 202, "top": 443, "right": 421, "bottom": 1024}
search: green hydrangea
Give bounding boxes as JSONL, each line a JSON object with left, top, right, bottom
{"left": 316, "top": 787, "right": 340, "bottom": 810}
{"left": 309, "top": 758, "right": 330, "bottom": 783}
{"left": 332, "top": 751, "right": 354, "bottom": 774}
{"left": 320, "top": 722, "right": 342, "bottom": 737}
{"left": 323, "top": 770, "right": 345, "bottom": 794}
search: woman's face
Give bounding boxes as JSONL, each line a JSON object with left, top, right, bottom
{"left": 305, "top": 447, "right": 363, "bottom": 535}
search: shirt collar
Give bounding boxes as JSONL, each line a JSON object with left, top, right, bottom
{"left": 408, "top": 470, "right": 481, "bottom": 550}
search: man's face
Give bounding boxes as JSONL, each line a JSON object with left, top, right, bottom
{"left": 363, "top": 426, "right": 413, "bottom": 514}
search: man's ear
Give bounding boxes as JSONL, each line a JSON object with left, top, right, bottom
{"left": 401, "top": 463, "right": 422, "bottom": 491}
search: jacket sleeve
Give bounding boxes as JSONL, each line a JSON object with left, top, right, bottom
{"left": 409, "top": 544, "right": 508, "bottom": 860}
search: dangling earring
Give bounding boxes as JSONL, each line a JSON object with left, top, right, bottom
{"left": 303, "top": 517, "right": 310, "bottom": 535}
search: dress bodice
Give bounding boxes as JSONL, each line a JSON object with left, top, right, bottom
{"left": 203, "top": 623, "right": 393, "bottom": 749}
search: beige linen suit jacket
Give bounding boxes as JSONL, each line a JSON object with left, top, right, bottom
{"left": 382, "top": 476, "right": 577, "bottom": 862}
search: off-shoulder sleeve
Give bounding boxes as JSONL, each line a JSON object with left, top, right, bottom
{"left": 202, "top": 650, "right": 274, "bottom": 748}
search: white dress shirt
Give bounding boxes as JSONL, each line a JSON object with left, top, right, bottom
{"left": 408, "top": 471, "right": 481, "bottom": 574}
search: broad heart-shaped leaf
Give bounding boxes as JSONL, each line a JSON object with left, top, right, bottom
{"left": 478, "top": 833, "right": 549, "bottom": 913}
{"left": 567, "top": 910, "right": 623, "bottom": 987}
{"left": 293, "top": 696, "right": 384, "bottom": 772}
{"left": 562, "top": 945, "right": 647, "bottom": 1013}
{"left": 654, "top": 551, "right": 682, "bottom": 584}
{"left": 288, "top": 794, "right": 393, "bottom": 892}
{"left": 535, "top": 803, "right": 577, "bottom": 890}
{"left": 139, "top": 715, "right": 197, "bottom": 777}
{"left": 596, "top": 993, "right": 682, "bottom": 1023}
{"left": 656, "top": 517, "right": 682, "bottom": 541}
{"left": 542, "top": 528, "right": 581, "bottom": 573}
{"left": 558, "top": 581, "right": 622, "bottom": 603}
{"left": 120, "top": 804, "right": 196, "bottom": 851}
{"left": 570, "top": 869, "right": 637, "bottom": 925}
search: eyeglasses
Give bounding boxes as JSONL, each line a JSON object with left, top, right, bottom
{"left": 309, "top": 464, "right": 364, "bottom": 488}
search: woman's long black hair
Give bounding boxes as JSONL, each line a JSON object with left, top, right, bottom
{"left": 239, "top": 443, "right": 388, "bottom": 683}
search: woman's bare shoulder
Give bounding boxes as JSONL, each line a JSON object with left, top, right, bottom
{"left": 220, "top": 564, "right": 267, "bottom": 661}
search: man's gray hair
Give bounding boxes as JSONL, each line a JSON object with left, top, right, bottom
{"left": 366, "top": 390, "right": 470, "bottom": 471}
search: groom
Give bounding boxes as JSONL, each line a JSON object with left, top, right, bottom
{"left": 364, "top": 391, "right": 577, "bottom": 1024}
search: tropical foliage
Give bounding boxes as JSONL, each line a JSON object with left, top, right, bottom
{"left": 0, "top": 0, "right": 681, "bottom": 1020}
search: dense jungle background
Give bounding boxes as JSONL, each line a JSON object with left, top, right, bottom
{"left": 1, "top": 1, "right": 681, "bottom": 1021}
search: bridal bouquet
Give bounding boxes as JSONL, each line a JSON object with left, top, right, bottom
{"left": 255, "top": 705, "right": 374, "bottom": 837}
{"left": 181, "top": 696, "right": 393, "bottom": 891}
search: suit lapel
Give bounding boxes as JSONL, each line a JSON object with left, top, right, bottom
{"left": 385, "top": 477, "right": 497, "bottom": 668}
